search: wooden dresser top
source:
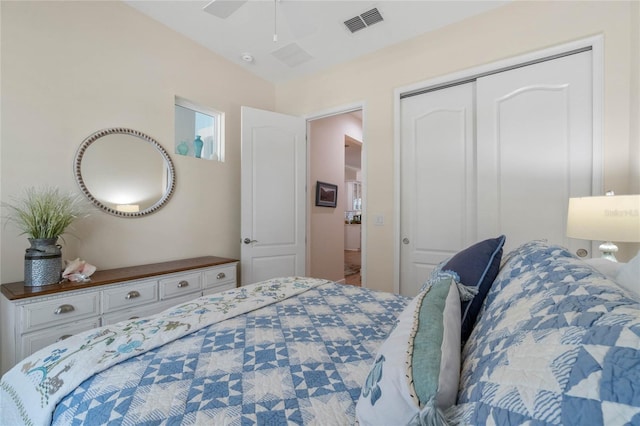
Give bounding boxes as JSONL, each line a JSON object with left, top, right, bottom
{"left": 1, "top": 256, "right": 238, "bottom": 301}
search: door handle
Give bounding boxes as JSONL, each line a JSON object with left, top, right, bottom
{"left": 243, "top": 238, "right": 258, "bottom": 244}
{"left": 402, "top": 238, "right": 410, "bottom": 244}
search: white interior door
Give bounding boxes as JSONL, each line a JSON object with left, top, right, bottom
{"left": 400, "top": 83, "right": 476, "bottom": 297}
{"left": 476, "top": 51, "right": 593, "bottom": 256}
{"left": 241, "top": 106, "right": 306, "bottom": 285}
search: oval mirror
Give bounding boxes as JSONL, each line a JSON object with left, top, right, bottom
{"left": 74, "top": 128, "right": 176, "bottom": 217}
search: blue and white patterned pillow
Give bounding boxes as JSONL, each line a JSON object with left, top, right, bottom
{"left": 356, "top": 276, "right": 461, "bottom": 425}
{"left": 452, "top": 241, "right": 640, "bottom": 425}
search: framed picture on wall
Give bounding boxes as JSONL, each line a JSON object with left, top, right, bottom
{"left": 315, "top": 181, "right": 338, "bottom": 208}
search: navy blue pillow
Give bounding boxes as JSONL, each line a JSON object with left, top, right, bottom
{"left": 443, "top": 235, "right": 506, "bottom": 343}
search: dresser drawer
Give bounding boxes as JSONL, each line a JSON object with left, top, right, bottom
{"left": 159, "top": 272, "right": 201, "bottom": 300}
{"left": 203, "top": 282, "right": 235, "bottom": 296}
{"left": 21, "top": 293, "right": 100, "bottom": 332}
{"left": 203, "top": 265, "right": 236, "bottom": 291}
{"left": 102, "top": 302, "right": 162, "bottom": 326}
{"left": 21, "top": 317, "right": 100, "bottom": 358}
{"left": 102, "top": 280, "right": 157, "bottom": 313}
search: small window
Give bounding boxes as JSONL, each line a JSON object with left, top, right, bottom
{"left": 174, "top": 96, "right": 225, "bottom": 161}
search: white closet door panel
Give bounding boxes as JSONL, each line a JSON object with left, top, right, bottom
{"left": 400, "top": 83, "right": 475, "bottom": 297}
{"left": 476, "top": 51, "right": 592, "bottom": 255}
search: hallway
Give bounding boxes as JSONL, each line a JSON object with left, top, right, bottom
{"left": 344, "top": 250, "right": 361, "bottom": 286}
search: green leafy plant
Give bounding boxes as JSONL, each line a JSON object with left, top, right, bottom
{"left": 2, "top": 187, "right": 88, "bottom": 239}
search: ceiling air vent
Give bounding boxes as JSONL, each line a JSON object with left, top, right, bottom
{"left": 344, "top": 8, "right": 383, "bottom": 34}
{"left": 361, "top": 8, "right": 383, "bottom": 26}
{"left": 203, "top": 0, "right": 247, "bottom": 19}
{"left": 272, "top": 43, "right": 313, "bottom": 68}
{"left": 344, "top": 16, "right": 367, "bottom": 33}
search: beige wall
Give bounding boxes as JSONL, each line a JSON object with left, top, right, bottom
{"left": 0, "top": 1, "right": 274, "bottom": 283}
{"left": 1, "top": 1, "right": 638, "bottom": 293}
{"left": 276, "top": 0, "right": 640, "bottom": 293}
{"left": 308, "top": 113, "right": 362, "bottom": 282}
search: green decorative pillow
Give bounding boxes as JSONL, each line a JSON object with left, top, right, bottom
{"left": 356, "top": 276, "right": 461, "bottom": 425}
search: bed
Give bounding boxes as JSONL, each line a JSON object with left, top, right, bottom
{"left": 3, "top": 240, "right": 640, "bottom": 425}
{"left": 0, "top": 277, "right": 409, "bottom": 425}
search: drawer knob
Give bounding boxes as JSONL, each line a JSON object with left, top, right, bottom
{"left": 216, "top": 272, "right": 226, "bottom": 280}
{"left": 125, "top": 290, "right": 141, "bottom": 300}
{"left": 177, "top": 280, "right": 189, "bottom": 288}
{"left": 54, "top": 304, "right": 75, "bottom": 315}
{"left": 57, "top": 334, "right": 73, "bottom": 342}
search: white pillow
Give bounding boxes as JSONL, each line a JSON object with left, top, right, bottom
{"left": 616, "top": 251, "right": 640, "bottom": 297}
{"left": 583, "top": 258, "right": 622, "bottom": 280}
{"left": 356, "top": 277, "right": 461, "bottom": 425}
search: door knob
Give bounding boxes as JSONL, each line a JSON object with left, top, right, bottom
{"left": 243, "top": 238, "right": 258, "bottom": 244}
{"left": 402, "top": 238, "right": 410, "bottom": 244}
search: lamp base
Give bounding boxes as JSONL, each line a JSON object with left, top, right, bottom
{"left": 598, "top": 241, "right": 619, "bottom": 262}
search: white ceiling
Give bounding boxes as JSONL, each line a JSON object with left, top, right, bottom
{"left": 125, "top": 0, "right": 509, "bottom": 84}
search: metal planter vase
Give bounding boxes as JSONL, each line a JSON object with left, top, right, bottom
{"left": 24, "top": 237, "right": 62, "bottom": 286}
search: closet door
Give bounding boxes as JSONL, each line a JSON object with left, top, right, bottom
{"left": 476, "top": 51, "right": 593, "bottom": 256}
{"left": 399, "top": 83, "right": 476, "bottom": 297}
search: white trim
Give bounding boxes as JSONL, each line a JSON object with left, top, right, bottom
{"left": 590, "top": 36, "right": 605, "bottom": 258}
{"left": 306, "top": 101, "right": 368, "bottom": 288}
{"left": 303, "top": 102, "right": 364, "bottom": 121}
{"left": 393, "top": 35, "right": 604, "bottom": 294}
{"left": 175, "top": 96, "right": 223, "bottom": 119}
{"left": 393, "top": 90, "right": 402, "bottom": 294}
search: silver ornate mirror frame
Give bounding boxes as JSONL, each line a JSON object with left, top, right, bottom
{"left": 74, "top": 127, "right": 176, "bottom": 218}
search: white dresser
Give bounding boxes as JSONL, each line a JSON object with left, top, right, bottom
{"left": 0, "top": 256, "right": 238, "bottom": 375}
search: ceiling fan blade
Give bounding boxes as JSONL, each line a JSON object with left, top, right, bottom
{"left": 202, "top": 0, "right": 248, "bottom": 19}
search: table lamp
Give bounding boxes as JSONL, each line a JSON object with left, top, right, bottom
{"left": 567, "top": 193, "right": 640, "bottom": 262}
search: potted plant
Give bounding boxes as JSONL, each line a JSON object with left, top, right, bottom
{"left": 3, "top": 186, "right": 88, "bottom": 286}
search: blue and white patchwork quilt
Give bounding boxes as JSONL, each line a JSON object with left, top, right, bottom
{"left": 451, "top": 241, "right": 640, "bottom": 425}
{"left": 0, "top": 277, "right": 409, "bottom": 425}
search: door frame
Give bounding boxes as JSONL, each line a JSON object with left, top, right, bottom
{"left": 392, "top": 35, "right": 604, "bottom": 294}
{"left": 305, "top": 101, "right": 367, "bottom": 286}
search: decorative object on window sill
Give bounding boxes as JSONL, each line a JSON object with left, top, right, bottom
{"left": 567, "top": 191, "right": 640, "bottom": 262}
{"left": 315, "top": 181, "right": 338, "bottom": 208}
{"left": 2, "top": 186, "right": 89, "bottom": 286}
{"left": 194, "top": 135, "right": 204, "bottom": 159}
{"left": 177, "top": 141, "right": 189, "bottom": 156}
{"left": 62, "top": 258, "right": 97, "bottom": 283}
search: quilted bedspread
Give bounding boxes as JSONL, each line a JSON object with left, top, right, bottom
{"left": 451, "top": 241, "right": 640, "bottom": 425}
{"left": 1, "top": 277, "right": 409, "bottom": 425}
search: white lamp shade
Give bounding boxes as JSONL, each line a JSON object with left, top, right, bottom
{"left": 567, "top": 195, "right": 640, "bottom": 242}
